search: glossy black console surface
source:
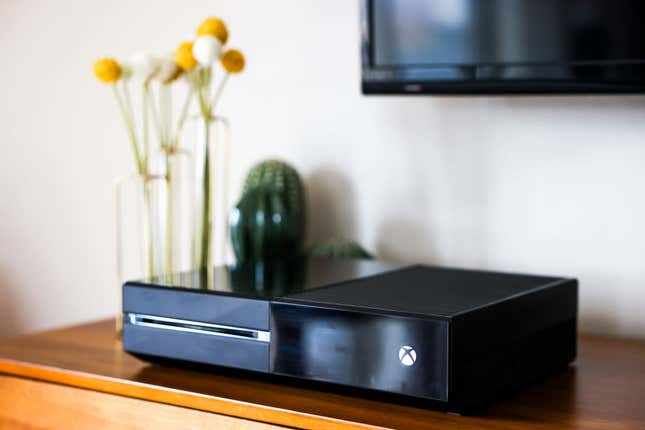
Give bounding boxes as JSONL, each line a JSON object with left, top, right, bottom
{"left": 122, "top": 257, "right": 578, "bottom": 412}
{"left": 126, "top": 257, "right": 403, "bottom": 299}
{"left": 270, "top": 303, "right": 449, "bottom": 401}
{"left": 125, "top": 257, "right": 565, "bottom": 316}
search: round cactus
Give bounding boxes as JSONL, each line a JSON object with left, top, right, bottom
{"left": 308, "top": 238, "right": 373, "bottom": 259}
{"left": 231, "top": 159, "right": 306, "bottom": 262}
{"left": 242, "top": 160, "right": 305, "bottom": 216}
{"left": 230, "top": 186, "right": 305, "bottom": 262}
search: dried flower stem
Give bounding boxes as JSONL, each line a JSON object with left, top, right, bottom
{"left": 122, "top": 82, "right": 135, "bottom": 126}
{"left": 210, "top": 73, "right": 229, "bottom": 110}
{"left": 145, "top": 85, "right": 165, "bottom": 148}
{"left": 174, "top": 88, "right": 194, "bottom": 148}
{"left": 112, "top": 85, "right": 143, "bottom": 173}
{"left": 161, "top": 85, "right": 172, "bottom": 148}
{"left": 142, "top": 86, "right": 149, "bottom": 168}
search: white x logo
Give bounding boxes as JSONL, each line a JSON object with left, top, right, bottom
{"left": 398, "top": 345, "right": 417, "bottom": 366}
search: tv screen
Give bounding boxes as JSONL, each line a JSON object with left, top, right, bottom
{"left": 362, "top": 0, "right": 645, "bottom": 94}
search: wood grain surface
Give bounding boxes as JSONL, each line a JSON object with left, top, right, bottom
{"left": 0, "top": 319, "right": 644, "bottom": 429}
{"left": 0, "top": 374, "right": 285, "bottom": 430}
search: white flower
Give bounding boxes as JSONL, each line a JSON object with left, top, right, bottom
{"left": 192, "top": 35, "right": 222, "bottom": 66}
{"left": 153, "top": 52, "right": 180, "bottom": 83}
{"left": 129, "top": 52, "right": 160, "bottom": 83}
{"left": 119, "top": 62, "right": 133, "bottom": 81}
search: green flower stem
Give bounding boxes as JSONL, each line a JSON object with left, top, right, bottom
{"left": 162, "top": 85, "right": 174, "bottom": 275}
{"left": 193, "top": 69, "right": 213, "bottom": 270}
{"left": 122, "top": 82, "right": 135, "bottom": 126}
{"left": 174, "top": 88, "right": 194, "bottom": 149}
{"left": 199, "top": 116, "right": 211, "bottom": 269}
{"left": 143, "top": 178, "right": 154, "bottom": 278}
{"left": 210, "top": 73, "right": 229, "bottom": 109}
{"left": 160, "top": 84, "right": 171, "bottom": 147}
{"left": 142, "top": 85, "right": 149, "bottom": 168}
{"left": 112, "top": 84, "right": 153, "bottom": 276}
{"left": 145, "top": 85, "right": 165, "bottom": 148}
{"left": 165, "top": 149, "right": 173, "bottom": 275}
{"left": 197, "top": 80, "right": 212, "bottom": 269}
{"left": 112, "top": 85, "right": 143, "bottom": 174}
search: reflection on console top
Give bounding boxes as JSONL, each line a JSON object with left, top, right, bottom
{"left": 130, "top": 257, "right": 404, "bottom": 300}
{"left": 125, "top": 257, "right": 569, "bottom": 317}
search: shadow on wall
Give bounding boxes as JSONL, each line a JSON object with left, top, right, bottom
{"left": 578, "top": 276, "right": 623, "bottom": 336}
{"left": 500, "top": 94, "right": 645, "bottom": 112}
{"left": 370, "top": 96, "right": 645, "bottom": 269}
{"left": 305, "top": 166, "right": 357, "bottom": 245}
{"left": 581, "top": 313, "right": 621, "bottom": 337}
{"left": 375, "top": 98, "right": 492, "bottom": 266}
{"left": 376, "top": 219, "right": 437, "bottom": 263}
{"left": 0, "top": 268, "right": 22, "bottom": 339}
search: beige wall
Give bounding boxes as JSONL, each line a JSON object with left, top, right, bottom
{"left": 2, "top": 0, "right": 645, "bottom": 339}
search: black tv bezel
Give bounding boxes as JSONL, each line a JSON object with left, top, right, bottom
{"left": 360, "top": 0, "right": 645, "bottom": 95}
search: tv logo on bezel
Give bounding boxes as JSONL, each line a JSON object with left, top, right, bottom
{"left": 398, "top": 345, "right": 417, "bottom": 366}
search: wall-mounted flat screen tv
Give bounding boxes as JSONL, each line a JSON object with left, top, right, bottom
{"left": 361, "top": 0, "right": 645, "bottom": 94}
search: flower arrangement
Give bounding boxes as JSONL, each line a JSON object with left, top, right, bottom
{"left": 93, "top": 17, "right": 245, "bottom": 273}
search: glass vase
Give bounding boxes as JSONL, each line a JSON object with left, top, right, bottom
{"left": 185, "top": 115, "right": 232, "bottom": 271}
{"left": 115, "top": 149, "right": 194, "bottom": 336}
{"left": 114, "top": 115, "right": 231, "bottom": 336}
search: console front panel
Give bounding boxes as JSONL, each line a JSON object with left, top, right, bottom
{"left": 123, "top": 313, "right": 270, "bottom": 372}
{"left": 270, "top": 302, "right": 449, "bottom": 401}
{"left": 123, "top": 284, "right": 270, "bottom": 330}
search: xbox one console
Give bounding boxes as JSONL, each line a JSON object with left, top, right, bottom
{"left": 122, "top": 258, "right": 577, "bottom": 412}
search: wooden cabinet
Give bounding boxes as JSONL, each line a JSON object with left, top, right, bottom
{"left": 0, "top": 375, "right": 282, "bottom": 429}
{"left": 1, "top": 320, "right": 644, "bottom": 429}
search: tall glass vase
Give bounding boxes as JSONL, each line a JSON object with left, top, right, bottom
{"left": 114, "top": 116, "right": 231, "bottom": 336}
{"left": 115, "top": 150, "right": 194, "bottom": 336}
{"left": 188, "top": 115, "right": 232, "bottom": 271}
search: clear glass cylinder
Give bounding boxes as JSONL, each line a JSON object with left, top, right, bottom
{"left": 114, "top": 115, "right": 231, "bottom": 335}
{"left": 115, "top": 150, "right": 194, "bottom": 335}
{"left": 184, "top": 115, "right": 232, "bottom": 270}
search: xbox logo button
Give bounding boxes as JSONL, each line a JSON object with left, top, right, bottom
{"left": 398, "top": 345, "right": 417, "bottom": 366}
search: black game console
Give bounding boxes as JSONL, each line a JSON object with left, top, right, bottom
{"left": 122, "top": 258, "right": 577, "bottom": 412}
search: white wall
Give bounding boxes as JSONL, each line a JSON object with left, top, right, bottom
{"left": 1, "top": 0, "right": 644, "bottom": 339}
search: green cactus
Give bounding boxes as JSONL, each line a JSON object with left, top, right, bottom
{"left": 230, "top": 160, "right": 306, "bottom": 262}
{"left": 230, "top": 186, "right": 305, "bottom": 262}
{"left": 242, "top": 160, "right": 305, "bottom": 216}
{"left": 308, "top": 238, "right": 373, "bottom": 260}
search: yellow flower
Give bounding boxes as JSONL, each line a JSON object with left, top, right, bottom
{"left": 93, "top": 58, "right": 122, "bottom": 84}
{"left": 221, "top": 49, "right": 245, "bottom": 74}
{"left": 197, "top": 17, "right": 228, "bottom": 44}
{"left": 174, "top": 42, "right": 197, "bottom": 70}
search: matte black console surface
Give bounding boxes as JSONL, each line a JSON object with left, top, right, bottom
{"left": 285, "top": 265, "right": 562, "bottom": 316}
{"left": 122, "top": 258, "right": 577, "bottom": 413}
